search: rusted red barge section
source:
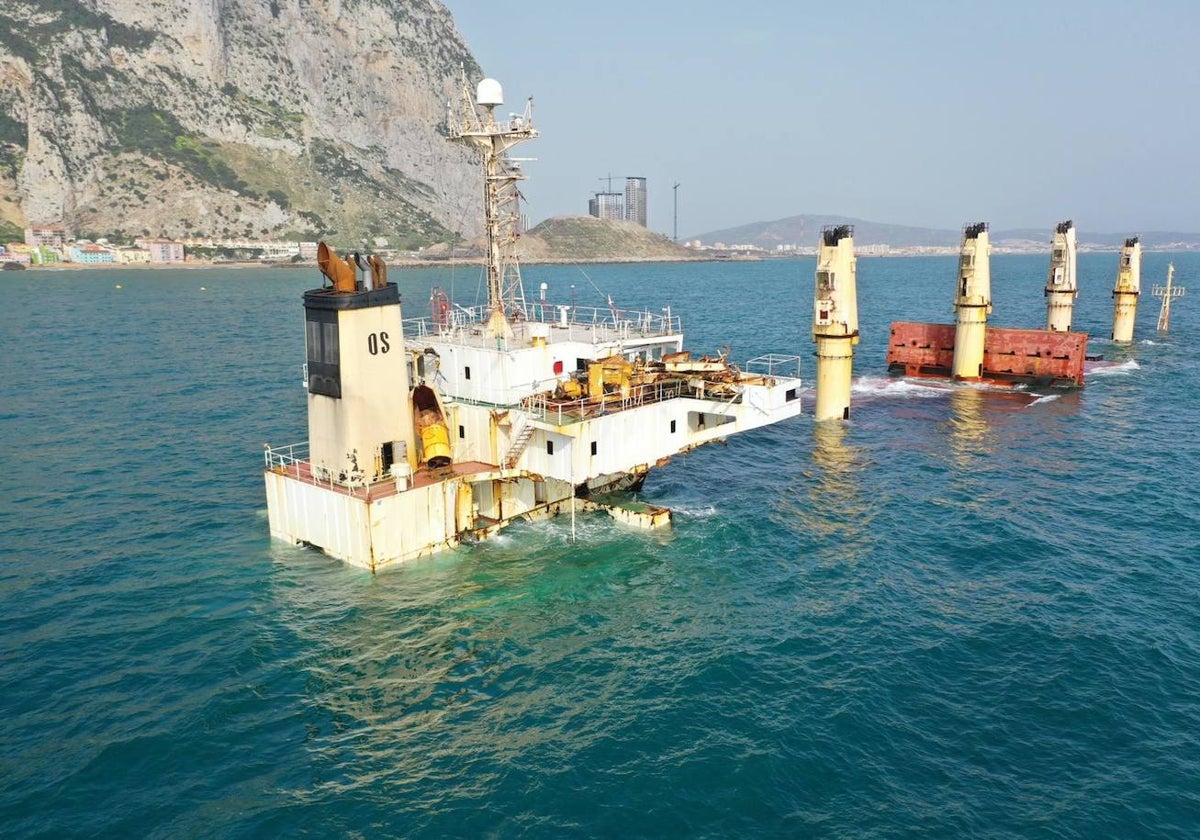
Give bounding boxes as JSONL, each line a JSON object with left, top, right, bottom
{"left": 886, "top": 322, "right": 1087, "bottom": 387}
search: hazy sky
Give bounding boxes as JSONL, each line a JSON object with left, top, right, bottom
{"left": 443, "top": 1, "right": 1198, "bottom": 239}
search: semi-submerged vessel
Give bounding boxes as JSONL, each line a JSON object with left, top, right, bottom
{"left": 886, "top": 222, "right": 1088, "bottom": 388}
{"left": 262, "top": 78, "right": 805, "bottom": 571}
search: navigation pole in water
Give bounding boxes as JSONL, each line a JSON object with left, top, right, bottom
{"left": 1045, "top": 220, "right": 1078, "bottom": 332}
{"left": 951, "top": 223, "right": 992, "bottom": 381}
{"left": 1153, "top": 263, "right": 1186, "bottom": 333}
{"left": 812, "top": 225, "right": 858, "bottom": 421}
{"left": 1111, "top": 236, "right": 1142, "bottom": 343}
{"left": 447, "top": 75, "right": 537, "bottom": 340}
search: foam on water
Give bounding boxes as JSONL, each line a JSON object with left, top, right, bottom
{"left": 1026, "top": 393, "right": 1062, "bottom": 407}
{"left": 1087, "top": 358, "right": 1141, "bottom": 377}
{"left": 669, "top": 503, "right": 719, "bottom": 519}
{"left": 851, "top": 375, "right": 948, "bottom": 398}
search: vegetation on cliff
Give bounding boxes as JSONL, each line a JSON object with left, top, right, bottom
{"left": 0, "top": 0, "right": 481, "bottom": 245}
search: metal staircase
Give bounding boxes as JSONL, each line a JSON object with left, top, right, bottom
{"left": 504, "top": 417, "right": 536, "bottom": 469}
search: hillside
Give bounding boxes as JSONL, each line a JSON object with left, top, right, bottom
{"left": 698, "top": 215, "right": 960, "bottom": 249}
{"left": 518, "top": 216, "right": 694, "bottom": 262}
{"left": 696, "top": 214, "right": 1200, "bottom": 251}
{"left": 0, "top": 0, "right": 483, "bottom": 246}
{"left": 421, "top": 216, "right": 695, "bottom": 263}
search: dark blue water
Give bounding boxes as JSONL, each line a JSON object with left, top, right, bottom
{"left": 2, "top": 254, "right": 1198, "bottom": 837}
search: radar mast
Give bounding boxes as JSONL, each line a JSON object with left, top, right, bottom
{"left": 447, "top": 73, "right": 538, "bottom": 339}
{"left": 1153, "top": 263, "right": 1186, "bottom": 333}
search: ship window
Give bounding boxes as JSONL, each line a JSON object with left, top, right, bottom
{"left": 697, "top": 414, "right": 706, "bottom": 429}
{"left": 1053, "top": 249, "right": 1064, "bottom": 260}
{"left": 590, "top": 441, "right": 597, "bottom": 456}
{"left": 670, "top": 419, "right": 676, "bottom": 433}
{"left": 322, "top": 323, "right": 339, "bottom": 363}
{"left": 816, "top": 270, "right": 834, "bottom": 291}
{"left": 465, "top": 366, "right": 471, "bottom": 380}
{"left": 786, "top": 388, "right": 799, "bottom": 402}
{"left": 305, "top": 309, "right": 341, "bottom": 398}
{"left": 546, "top": 440, "right": 554, "bottom": 455}
{"left": 576, "top": 358, "right": 588, "bottom": 371}
{"left": 458, "top": 425, "right": 465, "bottom": 439}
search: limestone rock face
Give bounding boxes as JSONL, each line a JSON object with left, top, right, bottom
{"left": 0, "top": 0, "right": 484, "bottom": 244}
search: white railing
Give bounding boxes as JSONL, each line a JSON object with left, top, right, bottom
{"left": 403, "top": 303, "right": 682, "bottom": 344}
{"left": 264, "top": 441, "right": 308, "bottom": 471}
{"left": 262, "top": 441, "right": 371, "bottom": 498}
{"left": 744, "top": 353, "right": 803, "bottom": 380}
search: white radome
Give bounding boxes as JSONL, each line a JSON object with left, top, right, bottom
{"left": 476, "top": 78, "right": 503, "bottom": 106}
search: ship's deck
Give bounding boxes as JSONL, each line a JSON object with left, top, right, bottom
{"left": 265, "top": 452, "right": 501, "bottom": 501}
{"left": 521, "top": 354, "right": 804, "bottom": 425}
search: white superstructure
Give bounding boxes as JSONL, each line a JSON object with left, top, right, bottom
{"left": 263, "top": 76, "right": 806, "bottom": 571}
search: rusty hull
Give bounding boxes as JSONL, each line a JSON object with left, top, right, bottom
{"left": 886, "top": 321, "right": 1087, "bottom": 387}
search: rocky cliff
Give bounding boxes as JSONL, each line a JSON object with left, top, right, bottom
{"left": 0, "top": 0, "right": 484, "bottom": 246}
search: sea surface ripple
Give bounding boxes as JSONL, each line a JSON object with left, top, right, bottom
{"left": 2, "top": 254, "right": 1198, "bottom": 838}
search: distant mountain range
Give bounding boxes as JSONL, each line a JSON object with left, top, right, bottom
{"left": 692, "top": 215, "right": 1200, "bottom": 251}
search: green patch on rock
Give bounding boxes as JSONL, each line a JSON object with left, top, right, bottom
{"left": 0, "top": 110, "right": 25, "bottom": 147}
{"left": 0, "top": 219, "right": 24, "bottom": 243}
{"left": 109, "top": 107, "right": 258, "bottom": 198}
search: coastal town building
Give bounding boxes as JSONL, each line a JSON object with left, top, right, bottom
{"left": 181, "top": 237, "right": 313, "bottom": 260}
{"left": 624, "top": 176, "right": 647, "bottom": 227}
{"left": 588, "top": 192, "right": 623, "bottom": 221}
{"left": 69, "top": 244, "right": 115, "bottom": 264}
{"left": 116, "top": 247, "right": 152, "bottom": 263}
{"left": 24, "top": 223, "right": 69, "bottom": 250}
{"left": 138, "top": 239, "right": 185, "bottom": 262}
{"left": 5, "top": 243, "right": 61, "bottom": 264}
{"left": 29, "top": 245, "right": 60, "bottom": 264}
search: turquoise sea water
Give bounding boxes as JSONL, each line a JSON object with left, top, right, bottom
{"left": 2, "top": 253, "right": 1198, "bottom": 837}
